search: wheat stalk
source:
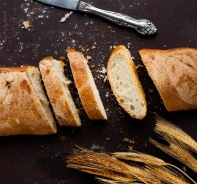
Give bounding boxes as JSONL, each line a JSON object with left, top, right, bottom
{"left": 151, "top": 114, "right": 197, "bottom": 176}
{"left": 65, "top": 147, "right": 197, "bottom": 184}
{"left": 96, "top": 177, "right": 143, "bottom": 184}
{"left": 113, "top": 151, "right": 166, "bottom": 166}
{"left": 67, "top": 164, "right": 135, "bottom": 183}
{"left": 66, "top": 148, "right": 163, "bottom": 184}
{"left": 150, "top": 138, "right": 197, "bottom": 174}
{"left": 146, "top": 165, "right": 189, "bottom": 184}
{"left": 113, "top": 150, "right": 197, "bottom": 184}
{"left": 154, "top": 114, "right": 197, "bottom": 153}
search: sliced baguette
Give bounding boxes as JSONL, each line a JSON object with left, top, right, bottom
{"left": 39, "top": 56, "right": 81, "bottom": 127}
{"left": 107, "top": 45, "right": 147, "bottom": 119}
{"left": 67, "top": 48, "right": 107, "bottom": 120}
{"left": 139, "top": 48, "right": 197, "bottom": 111}
{"left": 0, "top": 66, "right": 57, "bottom": 136}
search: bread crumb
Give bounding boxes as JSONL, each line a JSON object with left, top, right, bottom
{"left": 136, "top": 64, "right": 144, "bottom": 69}
{"left": 123, "top": 137, "right": 135, "bottom": 144}
{"left": 123, "top": 137, "right": 130, "bottom": 142}
{"left": 103, "top": 75, "right": 108, "bottom": 83}
{"left": 92, "top": 42, "right": 97, "bottom": 50}
{"left": 105, "top": 91, "right": 110, "bottom": 98}
{"left": 59, "top": 56, "right": 66, "bottom": 61}
{"left": 90, "top": 64, "right": 95, "bottom": 69}
{"left": 24, "top": 8, "right": 28, "bottom": 13}
{"left": 127, "top": 42, "right": 132, "bottom": 48}
{"left": 22, "top": 21, "right": 32, "bottom": 30}
{"left": 60, "top": 136, "right": 66, "bottom": 142}
{"left": 60, "top": 11, "right": 73, "bottom": 23}
{"left": 97, "top": 66, "right": 107, "bottom": 82}
{"left": 86, "top": 55, "right": 92, "bottom": 60}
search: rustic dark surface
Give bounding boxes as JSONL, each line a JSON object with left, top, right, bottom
{"left": 0, "top": 0, "right": 197, "bottom": 183}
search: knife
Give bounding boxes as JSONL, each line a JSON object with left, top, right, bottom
{"left": 34, "top": 0, "right": 157, "bottom": 35}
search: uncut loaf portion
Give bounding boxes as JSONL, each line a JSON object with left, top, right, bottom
{"left": 139, "top": 48, "right": 197, "bottom": 111}
{"left": 0, "top": 66, "right": 57, "bottom": 136}
{"left": 107, "top": 45, "right": 147, "bottom": 120}
{"left": 39, "top": 56, "right": 81, "bottom": 127}
{"left": 67, "top": 48, "right": 107, "bottom": 120}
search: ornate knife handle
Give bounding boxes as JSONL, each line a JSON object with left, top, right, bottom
{"left": 77, "top": 1, "right": 157, "bottom": 35}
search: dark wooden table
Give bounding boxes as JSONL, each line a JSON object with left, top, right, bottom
{"left": 0, "top": 0, "right": 197, "bottom": 183}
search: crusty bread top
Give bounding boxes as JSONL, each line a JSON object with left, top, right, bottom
{"left": 67, "top": 48, "right": 107, "bottom": 120}
{"left": 0, "top": 66, "right": 57, "bottom": 136}
{"left": 39, "top": 56, "right": 81, "bottom": 127}
{"left": 107, "top": 45, "right": 147, "bottom": 120}
{"left": 139, "top": 48, "right": 197, "bottom": 111}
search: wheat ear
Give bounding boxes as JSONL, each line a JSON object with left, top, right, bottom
{"left": 114, "top": 150, "right": 196, "bottom": 184}
{"left": 146, "top": 165, "right": 189, "bottom": 184}
{"left": 150, "top": 138, "right": 197, "bottom": 174}
{"left": 154, "top": 114, "right": 197, "bottom": 153}
{"left": 113, "top": 151, "right": 166, "bottom": 166}
{"left": 66, "top": 148, "right": 162, "bottom": 184}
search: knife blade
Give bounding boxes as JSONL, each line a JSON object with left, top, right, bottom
{"left": 34, "top": 0, "right": 157, "bottom": 35}
{"left": 34, "top": 0, "right": 79, "bottom": 10}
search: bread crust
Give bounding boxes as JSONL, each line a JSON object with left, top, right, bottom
{"left": 67, "top": 48, "right": 107, "bottom": 120}
{"left": 39, "top": 56, "right": 81, "bottom": 127}
{"left": 139, "top": 47, "right": 197, "bottom": 111}
{"left": 0, "top": 66, "right": 57, "bottom": 136}
{"left": 107, "top": 45, "right": 147, "bottom": 119}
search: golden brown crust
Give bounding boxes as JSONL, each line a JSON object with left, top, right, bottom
{"left": 67, "top": 48, "right": 107, "bottom": 120}
{"left": 39, "top": 57, "right": 81, "bottom": 127}
{"left": 66, "top": 48, "right": 89, "bottom": 89}
{"left": 78, "top": 85, "right": 106, "bottom": 120}
{"left": 0, "top": 66, "right": 57, "bottom": 136}
{"left": 139, "top": 47, "right": 197, "bottom": 111}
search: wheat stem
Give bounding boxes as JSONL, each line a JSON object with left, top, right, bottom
{"left": 113, "top": 151, "right": 166, "bottom": 166}
{"left": 150, "top": 138, "right": 197, "bottom": 173}
{"left": 166, "top": 163, "right": 197, "bottom": 184}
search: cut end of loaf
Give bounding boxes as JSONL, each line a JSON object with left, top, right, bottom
{"left": 25, "top": 66, "right": 57, "bottom": 133}
{"left": 39, "top": 56, "right": 81, "bottom": 127}
{"left": 139, "top": 48, "right": 197, "bottom": 112}
{"left": 52, "top": 59, "right": 81, "bottom": 126}
{"left": 0, "top": 66, "right": 57, "bottom": 135}
{"left": 107, "top": 45, "right": 147, "bottom": 120}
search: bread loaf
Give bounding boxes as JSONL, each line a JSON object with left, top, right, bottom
{"left": 39, "top": 56, "right": 81, "bottom": 127}
{"left": 67, "top": 48, "right": 107, "bottom": 120}
{"left": 107, "top": 45, "right": 147, "bottom": 119}
{"left": 139, "top": 48, "right": 197, "bottom": 111}
{"left": 0, "top": 66, "right": 57, "bottom": 136}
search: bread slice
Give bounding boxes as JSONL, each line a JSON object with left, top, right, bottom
{"left": 139, "top": 48, "right": 197, "bottom": 112}
{"left": 66, "top": 48, "right": 107, "bottom": 120}
{"left": 107, "top": 45, "right": 147, "bottom": 119}
{"left": 0, "top": 66, "right": 57, "bottom": 136}
{"left": 39, "top": 56, "right": 81, "bottom": 127}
